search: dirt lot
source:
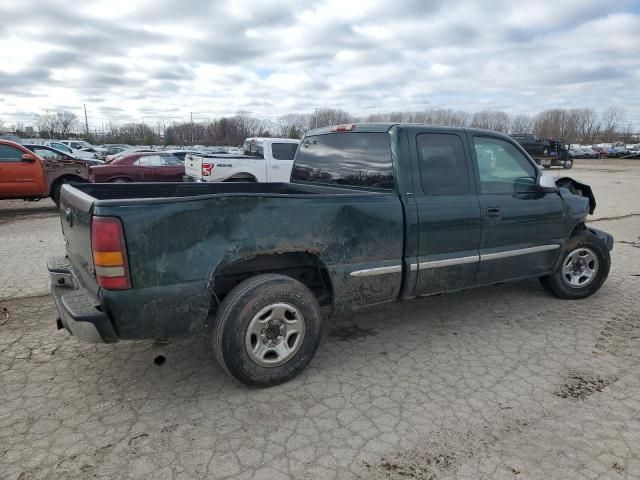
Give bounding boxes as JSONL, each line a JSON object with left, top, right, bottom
{"left": 1, "top": 160, "right": 639, "bottom": 479}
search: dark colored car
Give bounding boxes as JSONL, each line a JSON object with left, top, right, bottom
{"left": 50, "top": 124, "right": 612, "bottom": 387}
{"left": 24, "top": 144, "right": 103, "bottom": 166}
{"left": 89, "top": 152, "right": 184, "bottom": 183}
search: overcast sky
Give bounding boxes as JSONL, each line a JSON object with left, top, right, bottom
{"left": 1, "top": 0, "right": 639, "bottom": 128}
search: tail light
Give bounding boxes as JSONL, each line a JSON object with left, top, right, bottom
{"left": 202, "top": 162, "right": 214, "bottom": 176}
{"left": 91, "top": 216, "right": 131, "bottom": 290}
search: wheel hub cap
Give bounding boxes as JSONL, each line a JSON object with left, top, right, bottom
{"left": 561, "top": 247, "right": 598, "bottom": 288}
{"left": 245, "top": 303, "right": 305, "bottom": 367}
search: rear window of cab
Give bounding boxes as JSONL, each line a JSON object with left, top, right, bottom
{"left": 292, "top": 132, "right": 393, "bottom": 190}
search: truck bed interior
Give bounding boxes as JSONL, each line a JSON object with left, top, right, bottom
{"left": 66, "top": 182, "right": 384, "bottom": 201}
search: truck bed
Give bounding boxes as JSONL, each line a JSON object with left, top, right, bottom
{"left": 69, "top": 182, "right": 377, "bottom": 203}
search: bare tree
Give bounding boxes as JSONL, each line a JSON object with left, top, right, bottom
{"left": 309, "top": 108, "right": 354, "bottom": 129}
{"left": 510, "top": 114, "right": 533, "bottom": 134}
{"left": 276, "top": 114, "right": 309, "bottom": 138}
{"left": 471, "top": 110, "right": 510, "bottom": 132}
{"left": 601, "top": 106, "right": 624, "bottom": 142}
{"left": 56, "top": 112, "right": 79, "bottom": 138}
{"left": 35, "top": 112, "right": 59, "bottom": 138}
{"left": 0, "top": 120, "right": 5, "bottom": 134}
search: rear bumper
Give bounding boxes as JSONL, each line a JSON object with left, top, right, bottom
{"left": 48, "top": 256, "right": 118, "bottom": 343}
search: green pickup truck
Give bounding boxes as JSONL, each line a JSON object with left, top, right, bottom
{"left": 49, "top": 124, "right": 613, "bottom": 386}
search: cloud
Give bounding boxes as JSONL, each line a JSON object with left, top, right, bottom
{"left": 0, "top": 0, "right": 638, "bottom": 127}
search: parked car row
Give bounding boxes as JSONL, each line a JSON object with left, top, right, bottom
{"left": 88, "top": 138, "right": 301, "bottom": 184}
{"left": 570, "top": 143, "right": 640, "bottom": 159}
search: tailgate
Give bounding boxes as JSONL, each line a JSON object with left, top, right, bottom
{"left": 185, "top": 155, "right": 204, "bottom": 179}
{"left": 59, "top": 184, "right": 100, "bottom": 296}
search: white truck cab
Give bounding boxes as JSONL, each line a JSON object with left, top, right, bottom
{"left": 184, "top": 138, "right": 300, "bottom": 183}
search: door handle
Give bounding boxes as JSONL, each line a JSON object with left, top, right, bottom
{"left": 272, "top": 165, "right": 280, "bottom": 169}
{"left": 483, "top": 207, "right": 501, "bottom": 219}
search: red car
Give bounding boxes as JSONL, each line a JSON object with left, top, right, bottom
{"left": 89, "top": 152, "right": 184, "bottom": 183}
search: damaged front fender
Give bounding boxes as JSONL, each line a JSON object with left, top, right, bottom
{"left": 556, "top": 177, "right": 596, "bottom": 215}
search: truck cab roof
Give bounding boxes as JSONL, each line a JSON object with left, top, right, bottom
{"left": 305, "top": 123, "right": 513, "bottom": 139}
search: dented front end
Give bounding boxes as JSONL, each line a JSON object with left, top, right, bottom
{"left": 556, "top": 176, "right": 596, "bottom": 224}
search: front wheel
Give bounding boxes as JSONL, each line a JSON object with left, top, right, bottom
{"left": 213, "top": 274, "right": 322, "bottom": 387}
{"left": 540, "top": 232, "right": 610, "bottom": 299}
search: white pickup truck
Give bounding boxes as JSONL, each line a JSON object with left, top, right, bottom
{"left": 184, "top": 137, "right": 300, "bottom": 183}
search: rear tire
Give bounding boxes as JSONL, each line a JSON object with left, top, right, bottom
{"left": 50, "top": 182, "right": 62, "bottom": 206}
{"left": 563, "top": 160, "right": 573, "bottom": 169}
{"left": 110, "top": 178, "right": 130, "bottom": 183}
{"left": 539, "top": 231, "right": 610, "bottom": 299}
{"left": 213, "top": 274, "right": 322, "bottom": 387}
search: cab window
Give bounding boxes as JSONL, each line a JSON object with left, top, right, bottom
{"left": 293, "top": 132, "right": 393, "bottom": 190}
{"left": 417, "top": 133, "right": 470, "bottom": 195}
{"left": 0, "top": 145, "right": 23, "bottom": 162}
{"left": 272, "top": 143, "right": 298, "bottom": 160}
{"left": 473, "top": 137, "right": 536, "bottom": 194}
{"left": 33, "top": 148, "right": 60, "bottom": 160}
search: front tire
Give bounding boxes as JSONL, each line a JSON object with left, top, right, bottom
{"left": 540, "top": 231, "right": 610, "bottom": 299}
{"left": 213, "top": 274, "right": 322, "bottom": 387}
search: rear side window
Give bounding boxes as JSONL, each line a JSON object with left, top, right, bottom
{"left": 417, "top": 133, "right": 470, "bottom": 195}
{"left": 292, "top": 133, "right": 393, "bottom": 190}
{"left": 272, "top": 143, "right": 298, "bottom": 160}
{"left": 0, "top": 145, "right": 22, "bottom": 162}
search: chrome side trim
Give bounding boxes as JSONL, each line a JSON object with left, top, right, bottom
{"left": 418, "top": 255, "right": 479, "bottom": 270}
{"left": 480, "top": 244, "right": 559, "bottom": 262}
{"left": 357, "top": 244, "right": 559, "bottom": 276}
{"left": 350, "top": 265, "right": 402, "bottom": 277}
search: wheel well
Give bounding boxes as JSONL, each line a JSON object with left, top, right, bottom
{"left": 224, "top": 173, "right": 257, "bottom": 182}
{"left": 212, "top": 252, "right": 333, "bottom": 311}
{"left": 569, "top": 222, "right": 587, "bottom": 238}
{"left": 50, "top": 174, "right": 87, "bottom": 194}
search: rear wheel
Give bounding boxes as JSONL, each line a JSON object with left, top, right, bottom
{"left": 50, "top": 182, "right": 62, "bottom": 206}
{"left": 213, "top": 274, "right": 322, "bottom": 387}
{"left": 110, "top": 178, "right": 130, "bottom": 183}
{"left": 563, "top": 159, "right": 573, "bottom": 169}
{"left": 539, "top": 232, "right": 610, "bottom": 299}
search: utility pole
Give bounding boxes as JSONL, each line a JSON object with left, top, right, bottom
{"left": 315, "top": 108, "right": 318, "bottom": 129}
{"left": 83, "top": 104, "right": 89, "bottom": 136}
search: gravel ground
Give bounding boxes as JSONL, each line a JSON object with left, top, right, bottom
{"left": 0, "top": 159, "right": 639, "bottom": 479}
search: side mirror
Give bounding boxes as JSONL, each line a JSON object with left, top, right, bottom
{"left": 537, "top": 174, "right": 557, "bottom": 192}
{"left": 21, "top": 153, "right": 36, "bottom": 163}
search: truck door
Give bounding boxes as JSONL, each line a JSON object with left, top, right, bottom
{"left": 0, "top": 144, "right": 46, "bottom": 197}
{"left": 469, "top": 134, "right": 565, "bottom": 284}
{"left": 268, "top": 142, "right": 298, "bottom": 182}
{"left": 409, "top": 129, "right": 482, "bottom": 296}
